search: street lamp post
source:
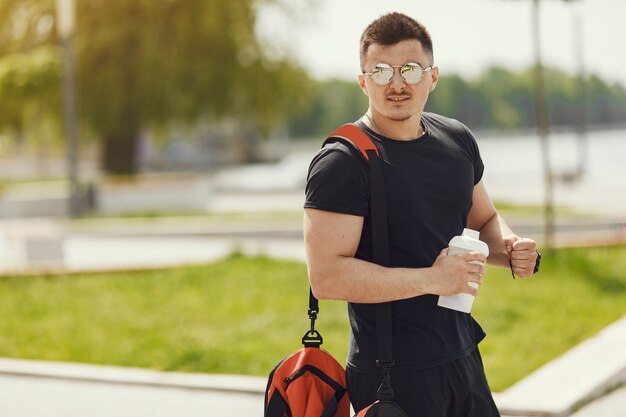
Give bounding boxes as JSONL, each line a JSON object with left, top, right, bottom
{"left": 531, "top": 0, "right": 555, "bottom": 249}
{"left": 56, "top": 0, "right": 80, "bottom": 217}
{"left": 572, "top": 2, "right": 588, "bottom": 177}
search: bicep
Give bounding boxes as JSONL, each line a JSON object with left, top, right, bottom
{"left": 304, "top": 208, "right": 364, "bottom": 261}
{"left": 304, "top": 208, "right": 365, "bottom": 298}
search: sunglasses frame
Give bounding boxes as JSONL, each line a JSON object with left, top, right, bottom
{"left": 363, "top": 62, "right": 434, "bottom": 85}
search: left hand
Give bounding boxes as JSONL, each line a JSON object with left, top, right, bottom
{"left": 505, "top": 236, "right": 538, "bottom": 278}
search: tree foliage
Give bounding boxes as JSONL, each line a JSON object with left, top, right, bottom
{"left": 288, "top": 66, "right": 626, "bottom": 139}
{"left": 0, "top": 45, "right": 61, "bottom": 145}
{"left": 0, "top": 0, "right": 314, "bottom": 173}
{"left": 429, "top": 66, "right": 626, "bottom": 132}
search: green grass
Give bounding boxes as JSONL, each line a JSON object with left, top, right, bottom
{"left": 493, "top": 201, "right": 596, "bottom": 219}
{"left": 0, "top": 247, "right": 625, "bottom": 392}
{"left": 475, "top": 246, "right": 626, "bottom": 390}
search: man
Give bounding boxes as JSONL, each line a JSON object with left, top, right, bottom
{"left": 303, "top": 12, "right": 539, "bottom": 417}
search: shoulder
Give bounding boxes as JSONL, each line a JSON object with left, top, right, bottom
{"left": 423, "top": 112, "right": 474, "bottom": 138}
{"left": 423, "top": 112, "right": 482, "bottom": 168}
{"left": 305, "top": 136, "right": 370, "bottom": 216}
{"left": 309, "top": 138, "right": 369, "bottom": 175}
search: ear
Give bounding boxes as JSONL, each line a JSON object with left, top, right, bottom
{"left": 358, "top": 74, "right": 368, "bottom": 96}
{"left": 428, "top": 66, "right": 439, "bottom": 93}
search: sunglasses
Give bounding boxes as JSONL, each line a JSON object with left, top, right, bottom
{"left": 363, "top": 62, "right": 434, "bottom": 85}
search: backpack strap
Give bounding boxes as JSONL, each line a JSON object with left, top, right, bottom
{"left": 324, "top": 123, "right": 380, "bottom": 161}
{"left": 323, "top": 123, "right": 395, "bottom": 401}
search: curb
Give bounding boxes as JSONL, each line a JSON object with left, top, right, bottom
{"left": 494, "top": 315, "right": 626, "bottom": 416}
{"left": 0, "top": 357, "right": 266, "bottom": 395}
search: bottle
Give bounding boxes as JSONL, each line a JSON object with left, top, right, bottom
{"left": 437, "top": 228, "right": 489, "bottom": 314}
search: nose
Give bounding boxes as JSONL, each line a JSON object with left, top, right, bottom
{"left": 389, "top": 68, "right": 405, "bottom": 91}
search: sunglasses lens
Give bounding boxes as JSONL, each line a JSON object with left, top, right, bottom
{"left": 371, "top": 64, "right": 393, "bottom": 85}
{"left": 401, "top": 63, "right": 423, "bottom": 84}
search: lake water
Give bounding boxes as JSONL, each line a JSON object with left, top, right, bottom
{"left": 477, "top": 128, "right": 626, "bottom": 216}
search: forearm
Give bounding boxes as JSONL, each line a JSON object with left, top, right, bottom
{"left": 476, "top": 213, "right": 516, "bottom": 268}
{"left": 308, "top": 250, "right": 487, "bottom": 304}
{"left": 308, "top": 255, "right": 434, "bottom": 303}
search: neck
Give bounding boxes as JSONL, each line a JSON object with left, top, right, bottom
{"left": 364, "top": 111, "right": 424, "bottom": 141}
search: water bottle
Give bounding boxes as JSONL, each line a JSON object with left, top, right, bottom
{"left": 437, "top": 228, "right": 489, "bottom": 314}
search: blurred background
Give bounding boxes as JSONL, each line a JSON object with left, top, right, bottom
{"left": 0, "top": 0, "right": 625, "bottom": 416}
{"left": 0, "top": 0, "right": 625, "bottom": 221}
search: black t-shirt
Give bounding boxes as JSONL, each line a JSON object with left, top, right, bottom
{"left": 304, "top": 112, "right": 487, "bottom": 372}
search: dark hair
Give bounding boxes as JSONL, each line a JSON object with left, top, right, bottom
{"left": 359, "top": 12, "right": 434, "bottom": 70}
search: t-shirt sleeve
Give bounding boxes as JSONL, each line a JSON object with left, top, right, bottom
{"left": 461, "top": 125, "right": 485, "bottom": 185}
{"left": 304, "top": 142, "right": 370, "bottom": 216}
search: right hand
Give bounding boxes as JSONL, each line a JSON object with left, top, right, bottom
{"left": 430, "top": 248, "right": 487, "bottom": 296}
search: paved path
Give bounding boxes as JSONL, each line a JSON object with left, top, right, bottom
{"left": 0, "top": 372, "right": 263, "bottom": 417}
{"left": 0, "top": 358, "right": 267, "bottom": 417}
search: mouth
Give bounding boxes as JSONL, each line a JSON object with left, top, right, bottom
{"left": 387, "top": 95, "right": 411, "bottom": 102}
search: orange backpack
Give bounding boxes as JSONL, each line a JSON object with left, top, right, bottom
{"left": 264, "top": 291, "right": 350, "bottom": 417}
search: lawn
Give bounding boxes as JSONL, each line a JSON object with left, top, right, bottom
{"left": 0, "top": 246, "right": 625, "bottom": 392}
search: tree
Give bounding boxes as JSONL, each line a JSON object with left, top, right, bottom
{"left": 0, "top": 0, "right": 313, "bottom": 174}
{"left": 288, "top": 79, "right": 368, "bottom": 138}
{"left": 426, "top": 74, "right": 490, "bottom": 130}
{"left": 0, "top": 45, "right": 61, "bottom": 146}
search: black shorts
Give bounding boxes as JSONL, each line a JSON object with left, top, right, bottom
{"left": 347, "top": 348, "right": 500, "bottom": 417}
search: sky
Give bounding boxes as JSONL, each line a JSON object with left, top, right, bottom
{"left": 257, "top": 0, "right": 626, "bottom": 87}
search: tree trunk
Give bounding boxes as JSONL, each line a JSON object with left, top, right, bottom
{"left": 102, "top": 129, "right": 138, "bottom": 175}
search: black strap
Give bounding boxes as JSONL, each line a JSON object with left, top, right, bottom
{"left": 309, "top": 288, "right": 319, "bottom": 320}
{"left": 368, "top": 150, "right": 393, "bottom": 362}
{"left": 366, "top": 149, "right": 395, "bottom": 401}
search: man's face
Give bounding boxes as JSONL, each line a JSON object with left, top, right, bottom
{"left": 358, "top": 39, "right": 438, "bottom": 124}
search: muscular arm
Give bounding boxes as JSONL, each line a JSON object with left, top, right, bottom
{"left": 304, "top": 208, "right": 486, "bottom": 303}
{"left": 467, "top": 180, "right": 538, "bottom": 277}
